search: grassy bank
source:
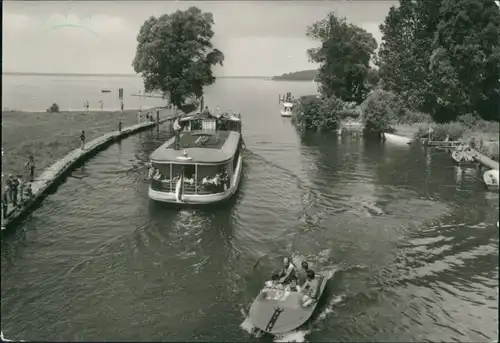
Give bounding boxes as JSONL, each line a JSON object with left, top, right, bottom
{"left": 392, "top": 121, "right": 499, "bottom": 162}
{"left": 1, "top": 109, "right": 142, "bottom": 183}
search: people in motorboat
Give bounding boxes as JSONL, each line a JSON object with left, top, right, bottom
{"left": 262, "top": 273, "right": 285, "bottom": 300}
{"left": 288, "top": 278, "right": 300, "bottom": 292}
{"left": 278, "top": 257, "right": 297, "bottom": 284}
{"left": 298, "top": 261, "right": 310, "bottom": 284}
{"left": 300, "top": 269, "right": 319, "bottom": 307}
{"left": 264, "top": 273, "right": 283, "bottom": 289}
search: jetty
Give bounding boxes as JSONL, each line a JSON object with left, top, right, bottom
{"left": 1, "top": 110, "right": 181, "bottom": 234}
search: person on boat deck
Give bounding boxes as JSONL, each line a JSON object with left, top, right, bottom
{"left": 202, "top": 106, "right": 211, "bottom": 116}
{"left": 278, "top": 257, "right": 297, "bottom": 284}
{"left": 173, "top": 118, "right": 182, "bottom": 150}
{"left": 301, "top": 269, "right": 319, "bottom": 307}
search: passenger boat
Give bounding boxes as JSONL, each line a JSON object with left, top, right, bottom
{"left": 280, "top": 102, "right": 293, "bottom": 117}
{"left": 148, "top": 111, "right": 244, "bottom": 204}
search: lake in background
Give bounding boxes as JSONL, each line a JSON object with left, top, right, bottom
{"left": 1, "top": 74, "right": 498, "bottom": 342}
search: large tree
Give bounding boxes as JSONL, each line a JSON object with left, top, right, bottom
{"left": 431, "top": 0, "right": 500, "bottom": 122}
{"left": 378, "top": 0, "right": 500, "bottom": 122}
{"left": 307, "top": 12, "right": 377, "bottom": 104}
{"left": 132, "top": 6, "right": 224, "bottom": 111}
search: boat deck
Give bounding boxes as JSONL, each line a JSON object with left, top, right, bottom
{"left": 167, "top": 131, "right": 230, "bottom": 150}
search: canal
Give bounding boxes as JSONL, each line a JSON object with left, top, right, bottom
{"left": 1, "top": 79, "right": 498, "bottom": 342}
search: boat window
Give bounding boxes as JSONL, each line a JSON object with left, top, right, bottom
{"left": 196, "top": 164, "right": 230, "bottom": 194}
{"left": 171, "top": 164, "right": 184, "bottom": 179}
{"left": 191, "top": 120, "right": 202, "bottom": 131}
{"left": 150, "top": 163, "right": 172, "bottom": 192}
{"left": 152, "top": 163, "right": 171, "bottom": 180}
{"left": 202, "top": 119, "right": 216, "bottom": 131}
{"left": 184, "top": 164, "right": 195, "bottom": 178}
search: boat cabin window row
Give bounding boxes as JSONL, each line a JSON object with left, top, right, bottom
{"left": 150, "top": 160, "right": 239, "bottom": 195}
{"left": 183, "top": 118, "right": 241, "bottom": 133}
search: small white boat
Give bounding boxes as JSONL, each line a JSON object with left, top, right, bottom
{"left": 383, "top": 132, "right": 412, "bottom": 145}
{"left": 280, "top": 102, "right": 293, "bottom": 117}
{"left": 483, "top": 169, "right": 499, "bottom": 191}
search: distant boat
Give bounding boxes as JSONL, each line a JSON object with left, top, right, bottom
{"left": 101, "top": 89, "right": 111, "bottom": 93}
{"left": 483, "top": 169, "right": 499, "bottom": 191}
{"left": 280, "top": 102, "right": 293, "bottom": 117}
{"left": 383, "top": 132, "right": 412, "bottom": 145}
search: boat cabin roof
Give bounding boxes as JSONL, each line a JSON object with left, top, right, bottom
{"left": 179, "top": 111, "right": 241, "bottom": 123}
{"left": 150, "top": 130, "right": 241, "bottom": 164}
{"left": 283, "top": 102, "right": 293, "bottom": 108}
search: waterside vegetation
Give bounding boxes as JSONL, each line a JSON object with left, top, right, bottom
{"left": 291, "top": 0, "right": 500, "bottom": 161}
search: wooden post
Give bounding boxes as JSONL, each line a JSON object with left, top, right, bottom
{"left": 170, "top": 164, "right": 172, "bottom": 193}
{"left": 195, "top": 164, "right": 198, "bottom": 194}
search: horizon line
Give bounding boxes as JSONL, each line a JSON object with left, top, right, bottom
{"left": 3, "top": 71, "right": 274, "bottom": 78}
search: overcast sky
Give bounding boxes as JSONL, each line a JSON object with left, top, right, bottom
{"left": 3, "top": 1, "right": 396, "bottom": 76}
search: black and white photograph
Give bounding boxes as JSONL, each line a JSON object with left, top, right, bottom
{"left": 1, "top": 0, "right": 499, "bottom": 341}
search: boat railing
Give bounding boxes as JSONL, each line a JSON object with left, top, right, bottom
{"left": 151, "top": 179, "right": 172, "bottom": 192}
{"left": 151, "top": 178, "right": 230, "bottom": 194}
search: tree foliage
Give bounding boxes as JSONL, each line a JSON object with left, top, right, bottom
{"left": 360, "top": 89, "right": 399, "bottom": 134}
{"left": 378, "top": 0, "right": 500, "bottom": 122}
{"left": 132, "top": 7, "right": 224, "bottom": 111}
{"left": 292, "top": 95, "right": 344, "bottom": 132}
{"left": 307, "top": 12, "right": 378, "bottom": 104}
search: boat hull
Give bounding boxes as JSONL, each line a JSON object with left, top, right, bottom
{"left": 280, "top": 111, "right": 292, "bottom": 117}
{"left": 383, "top": 132, "right": 412, "bottom": 145}
{"left": 148, "top": 154, "right": 243, "bottom": 204}
{"left": 249, "top": 271, "right": 329, "bottom": 334}
{"left": 483, "top": 169, "right": 499, "bottom": 191}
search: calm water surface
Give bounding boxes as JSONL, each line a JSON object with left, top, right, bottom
{"left": 1, "top": 78, "right": 498, "bottom": 342}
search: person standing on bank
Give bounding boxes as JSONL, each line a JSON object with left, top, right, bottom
{"left": 2, "top": 186, "right": 8, "bottom": 219}
{"left": 24, "top": 154, "right": 36, "bottom": 182}
{"left": 80, "top": 130, "right": 86, "bottom": 150}
{"left": 6, "top": 175, "right": 13, "bottom": 203}
{"left": 137, "top": 110, "right": 142, "bottom": 124}
{"left": 10, "top": 175, "right": 19, "bottom": 207}
{"left": 16, "top": 174, "right": 24, "bottom": 203}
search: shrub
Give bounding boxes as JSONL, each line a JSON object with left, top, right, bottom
{"left": 47, "top": 103, "right": 60, "bottom": 113}
{"left": 292, "top": 95, "right": 343, "bottom": 132}
{"left": 360, "top": 89, "right": 398, "bottom": 134}
{"left": 431, "top": 122, "right": 466, "bottom": 141}
{"left": 457, "top": 113, "right": 479, "bottom": 128}
{"left": 398, "top": 110, "right": 433, "bottom": 124}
